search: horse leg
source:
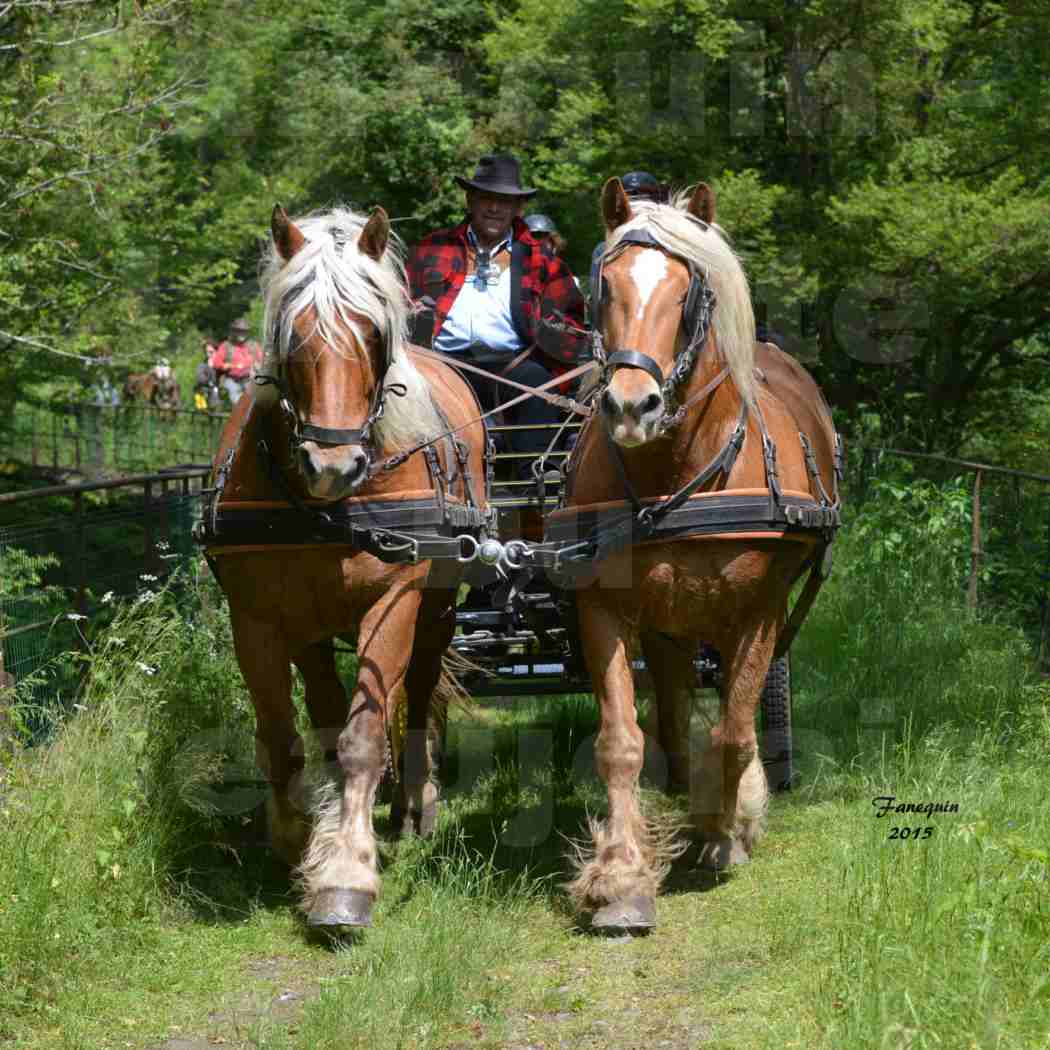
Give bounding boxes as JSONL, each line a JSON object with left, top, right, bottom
{"left": 568, "top": 599, "right": 673, "bottom": 931}
{"left": 292, "top": 641, "right": 350, "bottom": 786}
{"left": 393, "top": 593, "right": 457, "bottom": 838}
{"left": 694, "top": 625, "right": 773, "bottom": 872}
{"left": 230, "top": 611, "right": 308, "bottom": 866}
{"left": 639, "top": 631, "right": 695, "bottom": 795}
{"left": 300, "top": 588, "right": 421, "bottom": 929}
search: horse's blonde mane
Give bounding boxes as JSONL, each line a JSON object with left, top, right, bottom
{"left": 605, "top": 192, "right": 756, "bottom": 406}
{"left": 256, "top": 205, "right": 441, "bottom": 451}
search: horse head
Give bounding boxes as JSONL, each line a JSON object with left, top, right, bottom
{"left": 261, "top": 204, "right": 405, "bottom": 501}
{"left": 595, "top": 179, "right": 752, "bottom": 448}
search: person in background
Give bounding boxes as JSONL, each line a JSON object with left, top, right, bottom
{"left": 210, "top": 318, "right": 263, "bottom": 404}
{"left": 194, "top": 339, "right": 219, "bottom": 410}
{"left": 89, "top": 359, "right": 120, "bottom": 408}
{"left": 589, "top": 170, "right": 668, "bottom": 298}
{"left": 524, "top": 213, "right": 580, "bottom": 289}
{"left": 406, "top": 154, "right": 586, "bottom": 482}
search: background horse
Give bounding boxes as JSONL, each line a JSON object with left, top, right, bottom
{"left": 204, "top": 204, "right": 487, "bottom": 930}
{"left": 561, "top": 178, "right": 838, "bottom": 931}
{"left": 123, "top": 371, "right": 181, "bottom": 419}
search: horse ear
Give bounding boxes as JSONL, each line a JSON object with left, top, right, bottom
{"left": 687, "top": 182, "right": 716, "bottom": 224}
{"left": 601, "top": 178, "right": 633, "bottom": 232}
{"left": 358, "top": 207, "right": 390, "bottom": 262}
{"left": 271, "top": 204, "right": 306, "bottom": 261}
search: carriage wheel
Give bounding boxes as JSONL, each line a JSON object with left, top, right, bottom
{"left": 760, "top": 655, "right": 793, "bottom": 792}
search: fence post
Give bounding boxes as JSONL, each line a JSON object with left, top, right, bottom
{"left": 73, "top": 405, "right": 82, "bottom": 472}
{"left": 968, "top": 469, "right": 983, "bottom": 612}
{"left": 1041, "top": 503, "right": 1050, "bottom": 670}
{"left": 160, "top": 477, "right": 171, "bottom": 563}
{"left": 73, "top": 490, "right": 87, "bottom": 619}
{"left": 143, "top": 479, "right": 154, "bottom": 575}
{"left": 51, "top": 410, "right": 58, "bottom": 469}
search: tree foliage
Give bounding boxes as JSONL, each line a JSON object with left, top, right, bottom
{"left": 2, "top": 0, "right": 1048, "bottom": 455}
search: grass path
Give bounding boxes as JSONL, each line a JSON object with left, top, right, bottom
{"left": 11, "top": 752, "right": 1048, "bottom": 1050}
{"left": 12, "top": 790, "right": 845, "bottom": 1050}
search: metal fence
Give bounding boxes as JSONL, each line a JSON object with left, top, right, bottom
{"left": 0, "top": 468, "right": 211, "bottom": 696}
{"left": 853, "top": 447, "right": 1050, "bottom": 665}
{"left": 2, "top": 401, "right": 227, "bottom": 476}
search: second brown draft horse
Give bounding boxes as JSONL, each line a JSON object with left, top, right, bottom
{"left": 558, "top": 179, "right": 840, "bottom": 931}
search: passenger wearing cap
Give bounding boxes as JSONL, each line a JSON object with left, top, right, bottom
{"left": 589, "top": 170, "right": 667, "bottom": 298}
{"left": 210, "top": 317, "right": 263, "bottom": 404}
{"left": 524, "top": 213, "right": 580, "bottom": 289}
{"left": 406, "top": 154, "right": 586, "bottom": 479}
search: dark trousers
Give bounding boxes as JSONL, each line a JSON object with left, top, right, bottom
{"left": 459, "top": 353, "right": 564, "bottom": 478}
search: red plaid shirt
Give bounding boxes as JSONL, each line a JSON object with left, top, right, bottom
{"left": 406, "top": 217, "right": 586, "bottom": 366}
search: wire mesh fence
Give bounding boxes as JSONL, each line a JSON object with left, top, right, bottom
{"left": 851, "top": 447, "right": 1050, "bottom": 665}
{"left": 1, "top": 401, "right": 227, "bottom": 476}
{"left": 0, "top": 469, "right": 211, "bottom": 706}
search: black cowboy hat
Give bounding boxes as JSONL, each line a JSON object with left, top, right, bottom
{"left": 230, "top": 317, "right": 250, "bottom": 332}
{"left": 455, "top": 154, "right": 537, "bottom": 198}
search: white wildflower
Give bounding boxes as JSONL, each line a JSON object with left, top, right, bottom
{"left": 101, "top": 591, "right": 115, "bottom": 604}
{"left": 66, "top": 612, "right": 87, "bottom": 622}
{"left": 139, "top": 573, "right": 159, "bottom": 583}
{"left": 135, "top": 662, "right": 157, "bottom": 676}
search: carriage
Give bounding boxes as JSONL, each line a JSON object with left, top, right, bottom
{"left": 194, "top": 186, "right": 841, "bottom": 933}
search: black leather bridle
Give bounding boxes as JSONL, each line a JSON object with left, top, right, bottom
{"left": 254, "top": 323, "right": 406, "bottom": 473}
{"left": 592, "top": 227, "right": 717, "bottom": 431}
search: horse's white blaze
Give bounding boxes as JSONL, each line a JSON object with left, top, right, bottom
{"left": 630, "top": 249, "right": 668, "bottom": 319}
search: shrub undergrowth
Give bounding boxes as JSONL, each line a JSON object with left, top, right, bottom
{"left": 0, "top": 566, "right": 253, "bottom": 1032}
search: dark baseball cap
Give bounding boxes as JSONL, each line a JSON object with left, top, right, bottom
{"left": 621, "top": 171, "right": 663, "bottom": 199}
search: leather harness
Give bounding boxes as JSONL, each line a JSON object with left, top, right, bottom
{"left": 194, "top": 226, "right": 843, "bottom": 654}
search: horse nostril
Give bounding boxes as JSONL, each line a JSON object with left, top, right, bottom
{"left": 641, "top": 392, "right": 662, "bottom": 416}
{"left": 347, "top": 452, "right": 368, "bottom": 483}
{"left": 601, "top": 389, "right": 619, "bottom": 417}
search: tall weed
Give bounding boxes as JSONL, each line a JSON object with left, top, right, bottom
{"left": 0, "top": 567, "right": 252, "bottom": 1032}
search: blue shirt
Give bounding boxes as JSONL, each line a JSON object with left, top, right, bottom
{"left": 433, "top": 229, "right": 523, "bottom": 355}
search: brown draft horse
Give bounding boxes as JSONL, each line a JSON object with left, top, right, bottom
{"left": 561, "top": 179, "right": 838, "bottom": 931}
{"left": 203, "top": 204, "right": 487, "bottom": 929}
{"left": 123, "top": 371, "right": 182, "bottom": 418}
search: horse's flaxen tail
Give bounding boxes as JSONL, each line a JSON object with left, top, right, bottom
{"left": 433, "top": 647, "right": 480, "bottom": 722}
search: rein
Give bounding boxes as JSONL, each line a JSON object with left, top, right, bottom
{"left": 368, "top": 355, "right": 597, "bottom": 477}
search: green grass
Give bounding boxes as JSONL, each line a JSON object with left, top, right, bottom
{"left": 1, "top": 505, "right": 1049, "bottom": 1049}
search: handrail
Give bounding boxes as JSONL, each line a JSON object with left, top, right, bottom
{"left": 0, "top": 466, "right": 211, "bottom": 505}
{"left": 869, "top": 447, "right": 1050, "bottom": 485}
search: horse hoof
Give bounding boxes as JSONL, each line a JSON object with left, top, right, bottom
{"left": 307, "top": 888, "right": 374, "bottom": 929}
{"left": 697, "top": 837, "right": 750, "bottom": 872}
{"left": 417, "top": 800, "right": 438, "bottom": 838}
{"left": 591, "top": 895, "right": 656, "bottom": 933}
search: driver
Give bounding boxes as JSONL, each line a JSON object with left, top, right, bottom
{"left": 406, "top": 154, "right": 586, "bottom": 481}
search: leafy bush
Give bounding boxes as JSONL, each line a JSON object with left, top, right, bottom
{"left": 0, "top": 565, "right": 254, "bottom": 1031}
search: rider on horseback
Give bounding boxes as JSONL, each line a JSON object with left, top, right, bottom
{"left": 406, "top": 154, "right": 587, "bottom": 480}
